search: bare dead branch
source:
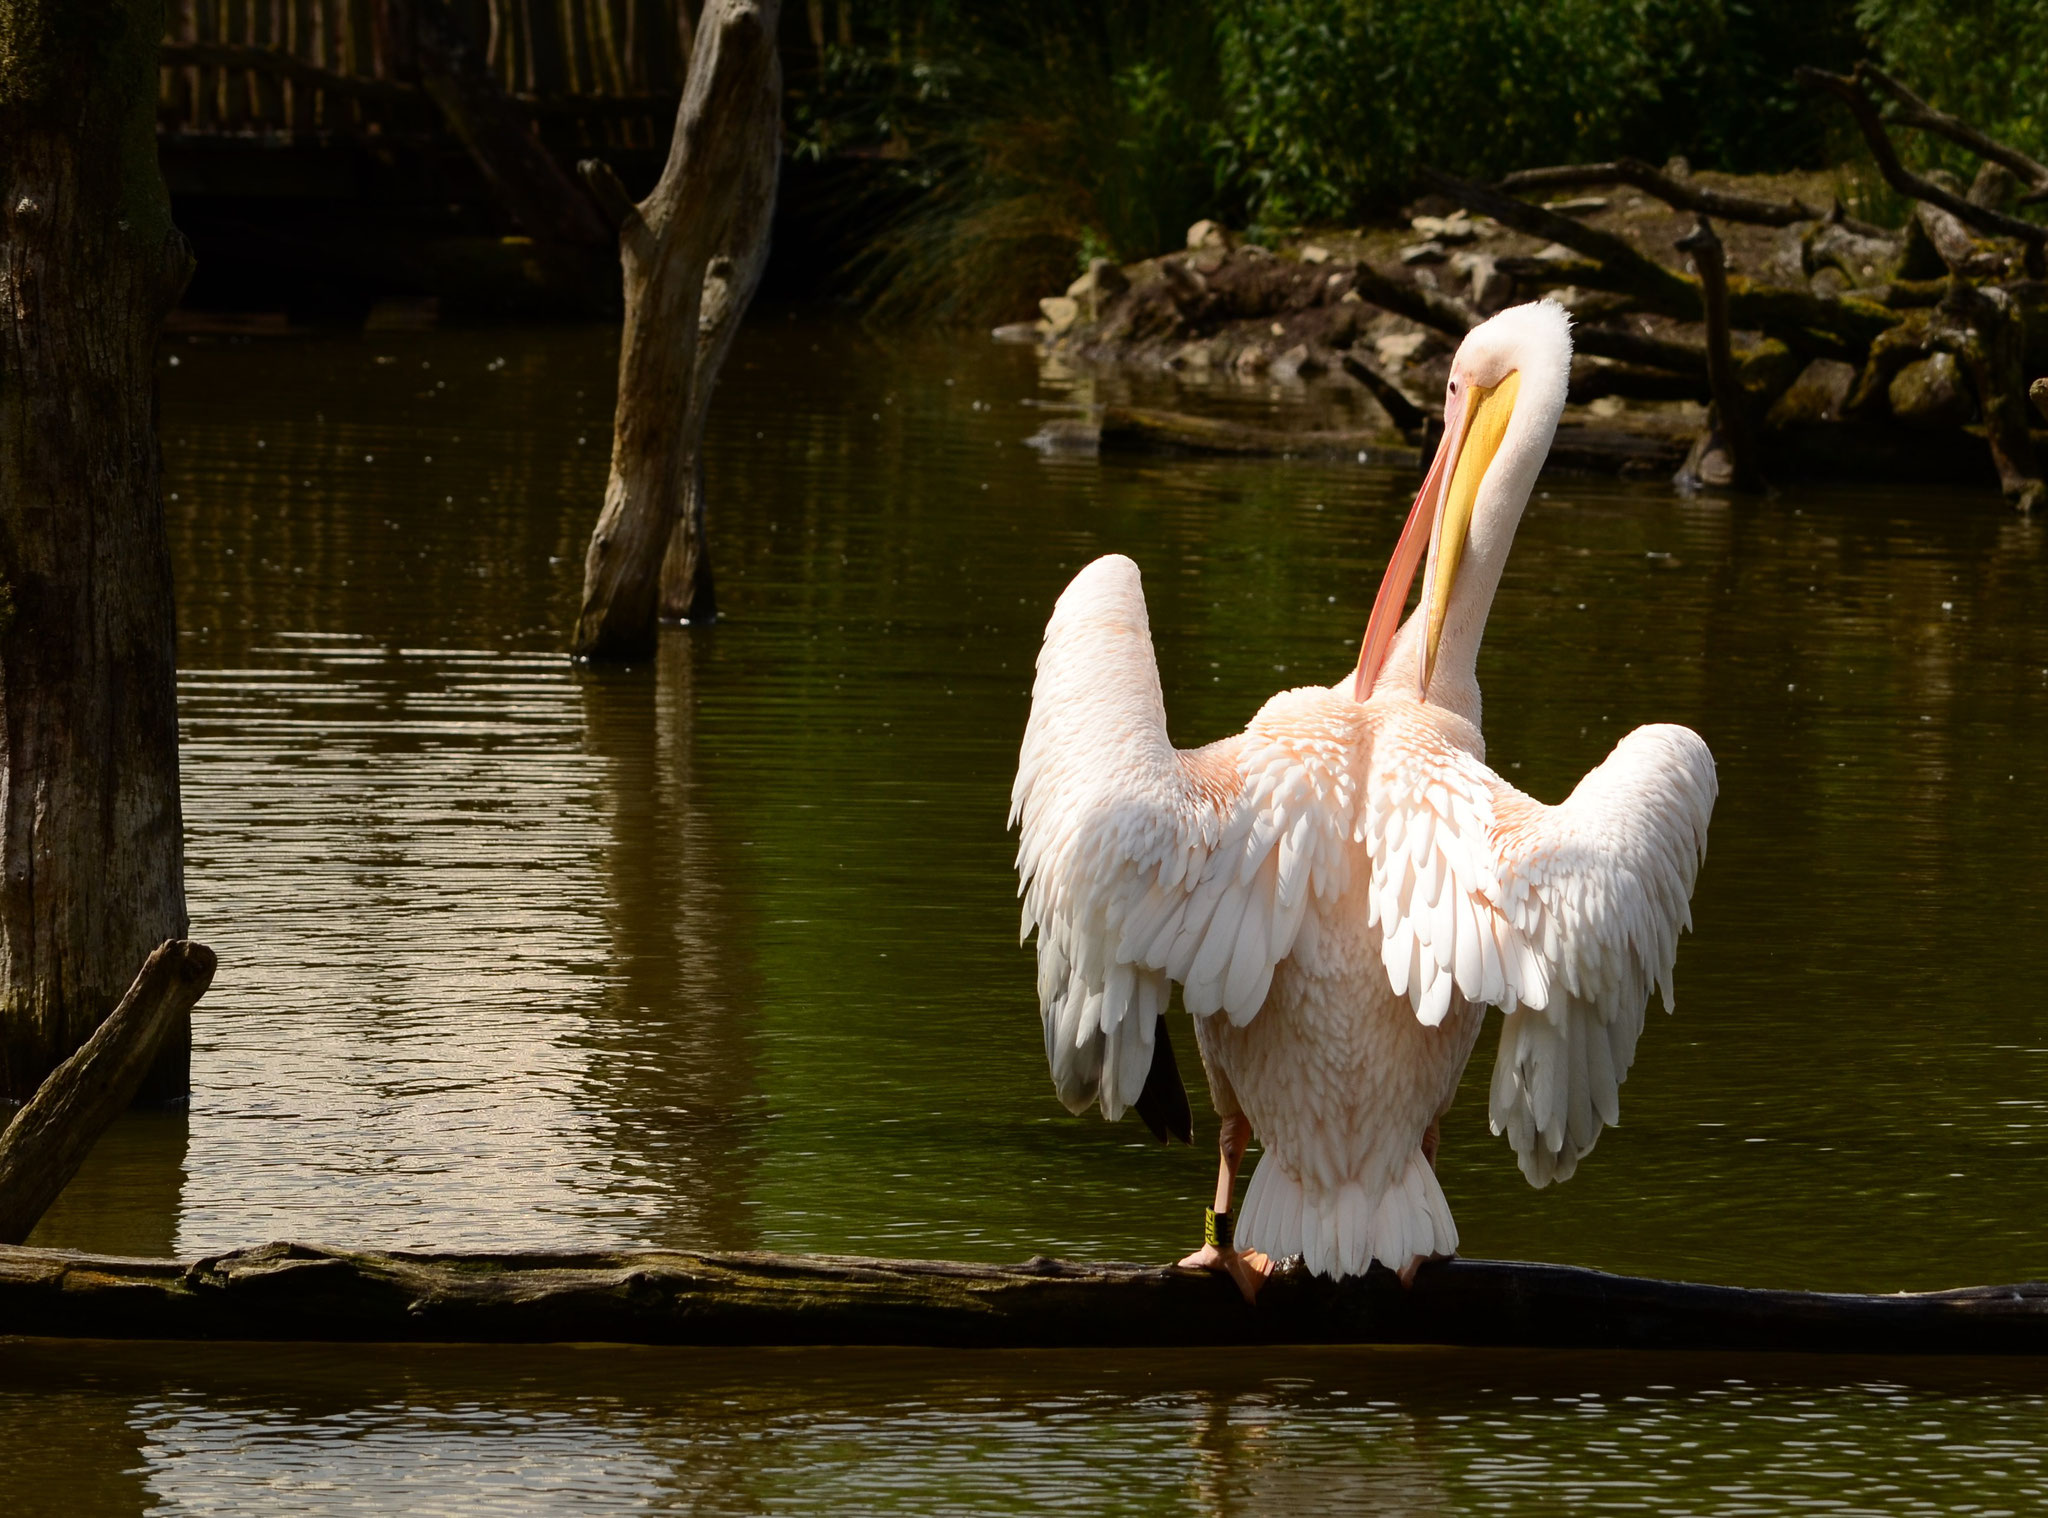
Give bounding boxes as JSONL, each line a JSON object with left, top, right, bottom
{"left": 1856, "top": 62, "right": 2048, "bottom": 193}
{"left": 1497, "top": 157, "right": 1823, "bottom": 228}
{"left": 1675, "top": 216, "right": 1763, "bottom": 492}
{"left": 1797, "top": 67, "right": 2046, "bottom": 277}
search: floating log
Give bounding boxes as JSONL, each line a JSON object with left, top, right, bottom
{"left": 3, "top": 1241, "right": 2046, "bottom": 1354}
{"left": 1097, "top": 405, "right": 1399, "bottom": 459}
{"left": 0, "top": 942, "right": 217, "bottom": 1245}
{"left": 1030, "top": 406, "right": 1691, "bottom": 477}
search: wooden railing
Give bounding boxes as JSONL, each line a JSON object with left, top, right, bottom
{"left": 158, "top": 0, "right": 688, "bottom": 151}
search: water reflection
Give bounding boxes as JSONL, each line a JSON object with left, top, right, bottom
{"left": 4, "top": 1341, "right": 2047, "bottom": 1517}
{"left": 576, "top": 640, "right": 761, "bottom": 1251}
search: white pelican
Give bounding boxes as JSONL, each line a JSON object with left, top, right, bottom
{"left": 1009, "top": 300, "right": 1715, "bottom": 1298}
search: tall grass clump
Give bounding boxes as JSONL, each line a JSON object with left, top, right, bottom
{"left": 819, "top": 0, "right": 1237, "bottom": 325}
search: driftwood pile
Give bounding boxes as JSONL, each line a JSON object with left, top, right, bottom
{"left": 1026, "top": 65, "right": 2048, "bottom": 508}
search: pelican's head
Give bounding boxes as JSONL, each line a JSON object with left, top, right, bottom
{"left": 1352, "top": 300, "right": 1573, "bottom": 703}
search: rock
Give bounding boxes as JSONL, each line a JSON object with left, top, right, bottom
{"left": 1299, "top": 244, "right": 1331, "bottom": 264}
{"left": 1409, "top": 211, "right": 1482, "bottom": 244}
{"left": 1065, "top": 258, "right": 1128, "bottom": 300}
{"left": 1588, "top": 395, "right": 1628, "bottom": 419}
{"left": 1186, "top": 219, "right": 1231, "bottom": 251}
{"left": 1269, "top": 343, "right": 1325, "bottom": 381}
{"left": 1065, "top": 258, "right": 1128, "bottom": 322}
{"left": 1233, "top": 343, "right": 1271, "bottom": 375}
{"left": 991, "top": 321, "right": 1045, "bottom": 345}
{"left": 1809, "top": 267, "right": 1850, "bottom": 299}
{"left": 1804, "top": 221, "right": 1901, "bottom": 285}
{"left": 1969, "top": 161, "right": 2018, "bottom": 211}
{"left": 1664, "top": 156, "right": 1692, "bottom": 179}
{"left": 1375, "top": 331, "right": 1431, "bottom": 368}
{"left": 1452, "top": 250, "right": 1512, "bottom": 313}
{"left": 1766, "top": 359, "right": 1857, "bottom": 429}
{"left": 1535, "top": 242, "right": 1577, "bottom": 263}
{"left": 2032, "top": 377, "right": 2048, "bottom": 426}
{"left": 1039, "top": 296, "right": 1080, "bottom": 335}
{"left": 1888, "top": 352, "right": 1974, "bottom": 428}
{"left": 1400, "top": 241, "right": 1448, "bottom": 266}
{"left": 1339, "top": 289, "right": 1363, "bottom": 304}
{"left": 1168, "top": 341, "right": 1214, "bottom": 371}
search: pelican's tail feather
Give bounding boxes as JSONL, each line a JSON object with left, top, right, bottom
{"left": 1236, "top": 1151, "right": 1457, "bottom": 1281}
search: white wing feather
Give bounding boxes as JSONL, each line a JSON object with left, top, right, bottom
{"left": 1011, "top": 555, "right": 1360, "bottom": 1122}
{"left": 1365, "top": 704, "right": 1716, "bottom": 1186}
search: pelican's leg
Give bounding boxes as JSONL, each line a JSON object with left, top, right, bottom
{"left": 1177, "top": 1113, "right": 1272, "bottom": 1303}
{"left": 1399, "top": 1113, "right": 1452, "bottom": 1288}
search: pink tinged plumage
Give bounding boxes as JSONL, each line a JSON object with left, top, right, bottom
{"left": 1010, "top": 301, "right": 1719, "bottom": 1275}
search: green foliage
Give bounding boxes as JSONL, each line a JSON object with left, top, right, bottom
{"left": 1213, "top": 0, "right": 1866, "bottom": 225}
{"left": 1857, "top": 0, "right": 2048, "bottom": 166}
{"left": 807, "top": 0, "right": 2043, "bottom": 322}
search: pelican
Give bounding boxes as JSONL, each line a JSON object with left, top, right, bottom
{"left": 1009, "top": 300, "right": 1715, "bottom": 1298}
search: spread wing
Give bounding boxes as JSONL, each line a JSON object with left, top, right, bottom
{"left": 1010, "top": 555, "right": 1361, "bottom": 1124}
{"left": 1364, "top": 703, "right": 1716, "bottom": 1186}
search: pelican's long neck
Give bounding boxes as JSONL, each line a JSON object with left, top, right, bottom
{"left": 1389, "top": 363, "right": 1567, "bottom": 724}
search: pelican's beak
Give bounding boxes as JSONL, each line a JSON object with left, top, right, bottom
{"left": 1352, "top": 371, "right": 1521, "bottom": 701}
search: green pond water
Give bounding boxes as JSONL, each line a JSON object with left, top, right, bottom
{"left": 5, "top": 312, "right": 2048, "bottom": 1514}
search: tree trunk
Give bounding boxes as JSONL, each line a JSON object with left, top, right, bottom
{"left": 571, "top": 0, "right": 781, "bottom": 660}
{"left": 0, "top": 2, "right": 195, "bottom": 1104}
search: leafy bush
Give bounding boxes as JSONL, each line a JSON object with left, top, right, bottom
{"left": 1856, "top": 0, "right": 2048, "bottom": 165}
{"left": 1213, "top": 0, "right": 1865, "bottom": 226}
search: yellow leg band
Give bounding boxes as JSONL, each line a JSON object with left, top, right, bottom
{"left": 1204, "top": 1208, "right": 1234, "bottom": 1251}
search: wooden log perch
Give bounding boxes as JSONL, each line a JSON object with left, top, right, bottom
{"left": 573, "top": 0, "right": 782, "bottom": 659}
{"left": 0, "top": 942, "right": 216, "bottom": 1245}
{"left": 1497, "top": 156, "right": 1824, "bottom": 229}
{"left": 1675, "top": 216, "right": 1763, "bottom": 493}
{"left": 4, "top": 1240, "right": 2047, "bottom": 1354}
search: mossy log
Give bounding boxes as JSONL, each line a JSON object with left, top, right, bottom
{"left": 4, "top": 1241, "right": 2047, "bottom": 1353}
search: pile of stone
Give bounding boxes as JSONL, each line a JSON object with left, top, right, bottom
{"left": 1004, "top": 64, "right": 2048, "bottom": 507}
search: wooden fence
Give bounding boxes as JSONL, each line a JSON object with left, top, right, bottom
{"left": 158, "top": 0, "right": 697, "bottom": 153}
